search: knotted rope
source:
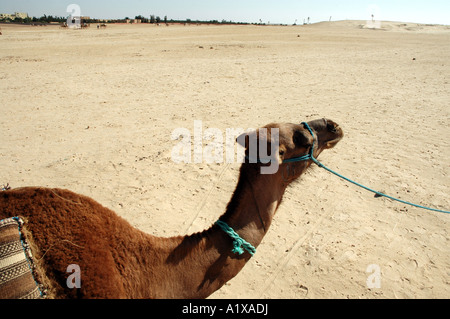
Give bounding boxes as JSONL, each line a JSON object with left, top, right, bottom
{"left": 216, "top": 220, "right": 256, "bottom": 256}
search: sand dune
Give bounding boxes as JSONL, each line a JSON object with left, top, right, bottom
{"left": 0, "top": 21, "right": 449, "bottom": 298}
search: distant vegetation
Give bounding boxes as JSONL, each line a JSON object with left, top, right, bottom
{"left": 0, "top": 15, "right": 66, "bottom": 24}
{"left": 0, "top": 14, "right": 252, "bottom": 25}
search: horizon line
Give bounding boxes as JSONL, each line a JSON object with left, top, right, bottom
{"left": 1, "top": 16, "right": 449, "bottom": 27}
{"left": 1, "top": 10, "right": 449, "bottom": 26}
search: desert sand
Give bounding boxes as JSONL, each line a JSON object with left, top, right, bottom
{"left": 0, "top": 20, "right": 449, "bottom": 299}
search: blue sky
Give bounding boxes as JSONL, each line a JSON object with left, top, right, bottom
{"left": 1, "top": 0, "right": 449, "bottom": 25}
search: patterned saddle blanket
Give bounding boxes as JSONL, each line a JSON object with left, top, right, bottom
{"left": 0, "top": 217, "right": 43, "bottom": 299}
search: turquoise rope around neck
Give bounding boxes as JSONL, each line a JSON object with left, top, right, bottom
{"left": 216, "top": 220, "right": 256, "bottom": 256}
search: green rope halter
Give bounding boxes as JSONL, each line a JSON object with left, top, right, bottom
{"left": 216, "top": 220, "right": 256, "bottom": 256}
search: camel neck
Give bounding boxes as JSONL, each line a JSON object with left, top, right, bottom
{"left": 140, "top": 166, "right": 287, "bottom": 298}
{"left": 219, "top": 166, "right": 286, "bottom": 245}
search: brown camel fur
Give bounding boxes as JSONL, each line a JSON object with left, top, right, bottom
{"left": 0, "top": 119, "right": 343, "bottom": 299}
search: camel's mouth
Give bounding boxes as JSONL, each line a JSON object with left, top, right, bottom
{"left": 325, "top": 137, "right": 342, "bottom": 148}
{"left": 326, "top": 123, "right": 344, "bottom": 148}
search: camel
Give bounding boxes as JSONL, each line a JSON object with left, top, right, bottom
{"left": 0, "top": 119, "right": 343, "bottom": 299}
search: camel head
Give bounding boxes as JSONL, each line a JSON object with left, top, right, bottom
{"left": 237, "top": 118, "right": 344, "bottom": 180}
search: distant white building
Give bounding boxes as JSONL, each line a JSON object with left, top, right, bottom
{"left": 0, "top": 12, "right": 29, "bottom": 20}
{"left": 14, "top": 12, "right": 28, "bottom": 19}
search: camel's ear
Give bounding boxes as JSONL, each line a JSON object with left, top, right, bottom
{"left": 236, "top": 129, "right": 270, "bottom": 152}
{"left": 293, "top": 129, "right": 313, "bottom": 148}
{"left": 236, "top": 129, "right": 281, "bottom": 165}
{"left": 236, "top": 130, "right": 256, "bottom": 150}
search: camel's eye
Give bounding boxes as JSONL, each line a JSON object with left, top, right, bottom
{"left": 327, "top": 123, "right": 337, "bottom": 133}
{"left": 279, "top": 150, "right": 285, "bottom": 156}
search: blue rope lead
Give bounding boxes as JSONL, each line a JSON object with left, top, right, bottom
{"left": 216, "top": 220, "right": 256, "bottom": 256}
{"left": 284, "top": 122, "right": 450, "bottom": 215}
{"left": 311, "top": 157, "right": 450, "bottom": 214}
